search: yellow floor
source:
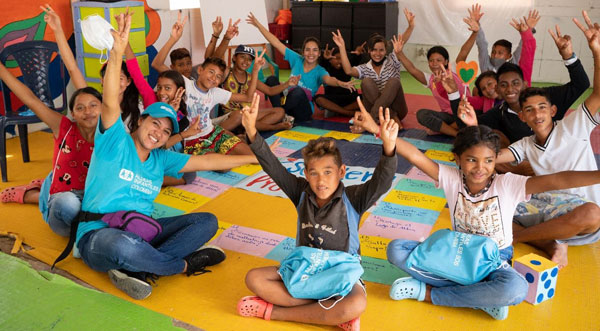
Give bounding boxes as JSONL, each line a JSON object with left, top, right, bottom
{"left": 1, "top": 131, "right": 599, "bottom": 330}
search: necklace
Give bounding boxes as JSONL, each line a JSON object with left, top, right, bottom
{"left": 462, "top": 172, "right": 495, "bottom": 198}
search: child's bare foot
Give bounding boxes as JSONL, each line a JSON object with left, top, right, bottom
{"left": 273, "top": 121, "right": 292, "bottom": 130}
{"left": 549, "top": 242, "right": 568, "bottom": 269}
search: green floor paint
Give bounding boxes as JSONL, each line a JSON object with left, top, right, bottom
{"left": 277, "top": 69, "right": 591, "bottom": 108}
{"left": 0, "top": 252, "right": 182, "bottom": 330}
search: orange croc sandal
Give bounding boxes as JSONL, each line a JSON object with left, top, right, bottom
{"left": 339, "top": 317, "right": 360, "bottom": 331}
{"left": 237, "top": 296, "right": 273, "bottom": 320}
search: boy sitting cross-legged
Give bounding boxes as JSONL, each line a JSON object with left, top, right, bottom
{"left": 236, "top": 94, "right": 398, "bottom": 330}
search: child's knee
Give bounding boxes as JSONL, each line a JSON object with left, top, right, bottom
{"left": 334, "top": 292, "right": 366, "bottom": 323}
{"left": 245, "top": 268, "right": 263, "bottom": 291}
{"left": 386, "top": 239, "right": 415, "bottom": 267}
{"left": 496, "top": 271, "right": 528, "bottom": 305}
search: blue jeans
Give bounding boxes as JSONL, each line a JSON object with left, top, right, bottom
{"left": 46, "top": 190, "right": 84, "bottom": 237}
{"left": 265, "top": 75, "right": 312, "bottom": 122}
{"left": 78, "top": 212, "right": 218, "bottom": 276}
{"left": 387, "top": 239, "right": 528, "bottom": 308}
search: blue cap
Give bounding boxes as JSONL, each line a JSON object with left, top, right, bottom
{"left": 234, "top": 45, "right": 255, "bottom": 59}
{"left": 141, "top": 102, "right": 179, "bottom": 133}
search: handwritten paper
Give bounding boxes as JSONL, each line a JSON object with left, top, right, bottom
{"left": 276, "top": 130, "right": 320, "bottom": 142}
{"left": 323, "top": 131, "right": 361, "bottom": 141}
{"left": 359, "top": 235, "right": 392, "bottom": 260}
{"left": 231, "top": 163, "right": 262, "bottom": 176}
{"left": 395, "top": 178, "right": 445, "bottom": 198}
{"left": 361, "top": 256, "right": 408, "bottom": 285}
{"left": 425, "top": 149, "right": 454, "bottom": 163}
{"left": 405, "top": 166, "right": 435, "bottom": 183}
{"left": 403, "top": 138, "right": 453, "bottom": 152}
{"left": 210, "top": 225, "right": 286, "bottom": 257}
{"left": 359, "top": 214, "right": 433, "bottom": 241}
{"left": 265, "top": 136, "right": 308, "bottom": 152}
{"left": 209, "top": 221, "right": 233, "bottom": 242}
{"left": 177, "top": 177, "right": 231, "bottom": 198}
{"left": 291, "top": 126, "right": 330, "bottom": 136}
{"left": 196, "top": 170, "right": 248, "bottom": 186}
{"left": 264, "top": 237, "right": 296, "bottom": 262}
{"left": 353, "top": 133, "right": 383, "bottom": 145}
{"left": 371, "top": 201, "right": 440, "bottom": 225}
{"left": 384, "top": 190, "right": 447, "bottom": 211}
{"left": 151, "top": 202, "right": 185, "bottom": 219}
{"left": 154, "top": 187, "right": 211, "bottom": 212}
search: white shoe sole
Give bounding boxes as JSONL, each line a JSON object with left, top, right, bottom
{"left": 108, "top": 269, "right": 152, "bottom": 300}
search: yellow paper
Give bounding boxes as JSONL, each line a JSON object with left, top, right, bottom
{"left": 323, "top": 131, "right": 361, "bottom": 141}
{"left": 425, "top": 150, "right": 454, "bottom": 163}
{"left": 359, "top": 235, "right": 391, "bottom": 260}
{"left": 154, "top": 187, "right": 211, "bottom": 212}
{"left": 275, "top": 130, "right": 320, "bottom": 142}
{"left": 210, "top": 221, "right": 233, "bottom": 242}
{"left": 384, "top": 190, "right": 447, "bottom": 211}
{"left": 231, "top": 163, "right": 262, "bottom": 176}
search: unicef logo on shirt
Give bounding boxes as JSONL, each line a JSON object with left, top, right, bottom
{"left": 119, "top": 168, "right": 134, "bottom": 181}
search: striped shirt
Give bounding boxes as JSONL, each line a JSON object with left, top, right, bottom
{"left": 354, "top": 52, "right": 402, "bottom": 91}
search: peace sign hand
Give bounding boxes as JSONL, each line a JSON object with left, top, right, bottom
{"left": 548, "top": 25, "right": 574, "bottom": 60}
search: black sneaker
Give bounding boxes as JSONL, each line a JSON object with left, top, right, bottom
{"left": 108, "top": 269, "right": 157, "bottom": 300}
{"left": 184, "top": 245, "right": 226, "bottom": 276}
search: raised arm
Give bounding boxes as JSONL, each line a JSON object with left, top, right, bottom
{"left": 42, "top": 5, "right": 86, "bottom": 89}
{"left": 510, "top": 10, "right": 539, "bottom": 85}
{"left": 0, "top": 62, "right": 62, "bottom": 136}
{"left": 213, "top": 18, "right": 240, "bottom": 60}
{"left": 102, "top": 11, "right": 132, "bottom": 130}
{"left": 322, "top": 74, "right": 356, "bottom": 93}
{"left": 400, "top": 8, "right": 415, "bottom": 43}
{"left": 151, "top": 11, "right": 187, "bottom": 74}
{"left": 204, "top": 16, "right": 223, "bottom": 60}
{"left": 331, "top": 29, "right": 359, "bottom": 77}
{"left": 392, "top": 33, "right": 427, "bottom": 85}
{"left": 526, "top": 170, "right": 600, "bottom": 195}
{"left": 246, "top": 12, "right": 287, "bottom": 56}
{"left": 180, "top": 150, "right": 257, "bottom": 173}
{"left": 575, "top": 10, "right": 600, "bottom": 114}
{"left": 353, "top": 98, "right": 439, "bottom": 180}
{"left": 456, "top": 5, "right": 482, "bottom": 63}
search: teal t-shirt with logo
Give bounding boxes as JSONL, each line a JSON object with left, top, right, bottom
{"left": 76, "top": 117, "right": 190, "bottom": 245}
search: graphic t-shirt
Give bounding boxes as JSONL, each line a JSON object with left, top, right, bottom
{"left": 76, "top": 117, "right": 190, "bottom": 245}
{"left": 220, "top": 70, "right": 251, "bottom": 114}
{"left": 184, "top": 76, "right": 232, "bottom": 138}
{"left": 50, "top": 117, "right": 94, "bottom": 194}
{"left": 436, "top": 164, "right": 530, "bottom": 249}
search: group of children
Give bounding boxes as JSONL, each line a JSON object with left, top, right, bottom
{"left": 1, "top": 4, "right": 600, "bottom": 330}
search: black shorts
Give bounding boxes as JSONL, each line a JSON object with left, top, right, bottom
{"left": 314, "top": 92, "right": 359, "bottom": 107}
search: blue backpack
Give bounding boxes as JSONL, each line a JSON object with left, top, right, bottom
{"left": 405, "top": 229, "right": 503, "bottom": 285}
{"left": 278, "top": 246, "right": 364, "bottom": 308}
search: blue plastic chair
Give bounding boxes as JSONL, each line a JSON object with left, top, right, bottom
{"left": 0, "top": 41, "right": 67, "bottom": 182}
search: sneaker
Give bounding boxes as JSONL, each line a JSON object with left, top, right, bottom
{"left": 108, "top": 269, "right": 156, "bottom": 300}
{"left": 284, "top": 114, "right": 295, "bottom": 126}
{"left": 184, "top": 245, "right": 226, "bottom": 276}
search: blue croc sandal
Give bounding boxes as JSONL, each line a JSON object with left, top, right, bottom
{"left": 478, "top": 306, "right": 508, "bottom": 320}
{"left": 390, "top": 277, "right": 426, "bottom": 301}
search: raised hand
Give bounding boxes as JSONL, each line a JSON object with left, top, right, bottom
{"left": 510, "top": 17, "right": 529, "bottom": 32}
{"left": 246, "top": 12, "right": 260, "bottom": 28}
{"left": 352, "top": 97, "right": 379, "bottom": 134}
{"left": 548, "top": 25, "right": 574, "bottom": 60}
{"left": 525, "top": 9, "right": 540, "bottom": 29}
{"left": 404, "top": 8, "right": 415, "bottom": 27}
{"left": 254, "top": 48, "right": 266, "bottom": 68}
{"left": 111, "top": 9, "right": 132, "bottom": 55}
{"left": 463, "top": 16, "right": 480, "bottom": 32}
{"left": 225, "top": 18, "right": 241, "bottom": 39}
{"left": 212, "top": 16, "right": 223, "bottom": 36}
{"left": 439, "top": 66, "right": 458, "bottom": 93}
{"left": 171, "top": 11, "right": 188, "bottom": 41}
{"left": 287, "top": 75, "right": 300, "bottom": 87}
{"left": 469, "top": 4, "right": 484, "bottom": 23}
{"left": 323, "top": 44, "right": 335, "bottom": 60}
{"left": 269, "top": 137, "right": 282, "bottom": 153}
{"left": 391, "top": 33, "right": 405, "bottom": 54}
{"left": 182, "top": 115, "right": 202, "bottom": 139}
{"left": 241, "top": 93, "right": 260, "bottom": 137}
{"left": 331, "top": 29, "right": 346, "bottom": 49}
{"left": 574, "top": 10, "right": 600, "bottom": 54}
{"left": 351, "top": 41, "right": 366, "bottom": 55}
{"left": 41, "top": 4, "right": 62, "bottom": 31}
{"left": 458, "top": 96, "right": 478, "bottom": 126}
{"left": 378, "top": 107, "right": 399, "bottom": 156}
{"left": 168, "top": 87, "right": 185, "bottom": 111}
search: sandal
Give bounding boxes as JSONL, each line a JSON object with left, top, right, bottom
{"left": 1, "top": 185, "right": 28, "bottom": 204}
{"left": 389, "top": 277, "right": 426, "bottom": 301}
{"left": 237, "top": 296, "right": 273, "bottom": 320}
{"left": 28, "top": 178, "right": 44, "bottom": 190}
{"left": 338, "top": 317, "right": 360, "bottom": 331}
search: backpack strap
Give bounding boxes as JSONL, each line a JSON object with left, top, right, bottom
{"left": 51, "top": 211, "right": 104, "bottom": 269}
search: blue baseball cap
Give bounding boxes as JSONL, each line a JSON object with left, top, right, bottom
{"left": 141, "top": 102, "right": 179, "bottom": 133}
{"left": 234, "top": 45, "right": 256, "bottom": 59}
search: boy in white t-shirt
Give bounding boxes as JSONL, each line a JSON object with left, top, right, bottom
{"left": 462, "top": 13, "right": 600, "bottom": 268}
{"left": 179, "top": 56, "right": 262, "bottom": 156}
